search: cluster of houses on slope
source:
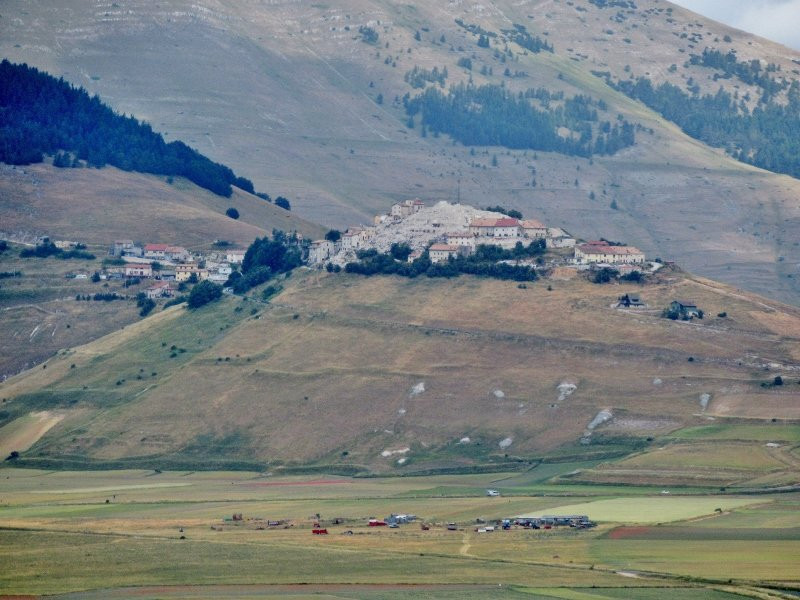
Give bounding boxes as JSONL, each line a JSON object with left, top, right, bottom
{"left": 307, "top": 199, "right": 648, "bottom": 271}
{"left": 104, "top": 240, "right": 247, "bottom": 299}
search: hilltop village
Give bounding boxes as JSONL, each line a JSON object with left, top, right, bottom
{"left": 308, "top": 199, "right": 652, "bottom": 276}
{"left": 44, "top": 198, "right": 658, "bottom": 303}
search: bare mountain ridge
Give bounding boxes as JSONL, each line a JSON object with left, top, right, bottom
{"left": 1, "top": 0, "right": 799, "bottom": 303}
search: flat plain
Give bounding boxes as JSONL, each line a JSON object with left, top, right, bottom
{"left": 0, "top": 468, "right": 797, "bottom": 598}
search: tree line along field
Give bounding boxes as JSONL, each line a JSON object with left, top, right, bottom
{"left": 0, "top": 468, "right": 797, "bottom": 598}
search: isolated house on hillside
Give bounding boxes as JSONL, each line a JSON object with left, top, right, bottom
{"left": 670, "top": 300, "right": 701, "bottom": 318}
{"left": 618, "top": 293, "right": 646, "bottom": 308}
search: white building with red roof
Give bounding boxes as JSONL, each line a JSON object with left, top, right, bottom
{"left": 492, "top": 217, "right": 521, "bottom": 238}
{"left": 143, "top": 244, "right": 170, "bottom": 260}
{"left": 468, "top": 216, "right": 522, "bottom": 238}
{"left": 575, "top": 241, "right": 645, "bottom": 265}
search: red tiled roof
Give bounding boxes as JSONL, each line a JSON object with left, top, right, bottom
{"left": 144, "top": 244, "right": 169, "bottom": 251}
{"left": 493, "top": 217, "right": 520, "bottom": 227}
{"left": 430, "top": 244, "right": 460, "bottom": 252}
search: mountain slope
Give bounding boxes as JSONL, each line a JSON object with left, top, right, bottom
{"left": 2, "top": 0, "right": 799, "bottom": 303}
{"left": 2, "top": 269, "right": 798, "bottom": 481}
{"left": 0, "top": 162, "right": 324, "bottom": 247}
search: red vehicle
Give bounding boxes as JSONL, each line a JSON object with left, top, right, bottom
{"left": 368, "top": 519, "right": 387, "bottom": 527}
{"left": 312, "top": 528, "right": 328, "bottom": 535}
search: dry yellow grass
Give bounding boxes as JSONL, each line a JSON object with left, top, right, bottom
{"left": 0, "top": 411, "right": 65, "bottom": 457}
{"left": 2, "top": 269, "right": 797, "bottom": 475}
{"left": 0, "top": 163, "right": 324, "bottom": 247}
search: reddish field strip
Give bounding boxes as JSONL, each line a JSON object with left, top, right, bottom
{"left": 240, "top": 479, "right": 351, "bottom": 487}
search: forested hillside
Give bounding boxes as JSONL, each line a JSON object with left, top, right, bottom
{"left": 0, "top": 60, "right": 253, "bottom": 197}
{"left": 601, "top": 53, "right": 800, "bottom": 178}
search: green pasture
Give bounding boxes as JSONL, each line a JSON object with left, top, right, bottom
{"left": 517, "top": 497, "right": 763, "bottom": 523}
{"left": 670, "top": 425, "right": 800, "bottom": 442}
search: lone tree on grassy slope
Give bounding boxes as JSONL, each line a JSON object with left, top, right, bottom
{"left": 187, "top": 280, "right": 223, "bottom": 309}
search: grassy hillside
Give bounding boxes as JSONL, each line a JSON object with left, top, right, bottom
{"left": 2, "top": 269, "right": 798, "bottom": 482}
{"left": 2, "top": 0, "right": 799, "bottom": 303}
{"left": 0, "top": 163, "right": 324, "bottom": 247}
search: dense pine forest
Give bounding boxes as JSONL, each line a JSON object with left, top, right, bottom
{"left": 404, "top": 83, "right": 635, "bottom": 157}
{"left": 0, "top": 60, "right": 254, "bottom": 197}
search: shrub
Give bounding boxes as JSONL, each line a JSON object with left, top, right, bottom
{"left": 591, "top": 267, "right": 619, "bottom": 284}
{"left": 325, "top": 229, "right": 341, "bottom": 242}
{"left": 275, "top": 197, "right": 291, "bottom": 211}
{"left": 187, "top": 281, "right": 223, "bottom": 309}
{"left": 619, "top": 270, "right": 642, "bottom": 283}
{"left": 138, "top": 298, "right": 156, "bottom": 316}
{"left": 390, "top": 243, "right": 412, "bottom": 261}
{"left": 226, "top": 207, "right": 240, "bottom": 219}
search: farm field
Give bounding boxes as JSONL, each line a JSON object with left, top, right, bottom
{"left": 0, "top": 468, "right": 798, "bottom": 598}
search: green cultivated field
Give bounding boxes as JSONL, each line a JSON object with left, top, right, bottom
{"left": 670, "top": 425, "right": 800, "bottom": 443}
{"left": 517, "top": 497, "right": 763, "bottom": 523}
{"left": 0, "top": 468, "right": 798, "bottom": 598}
